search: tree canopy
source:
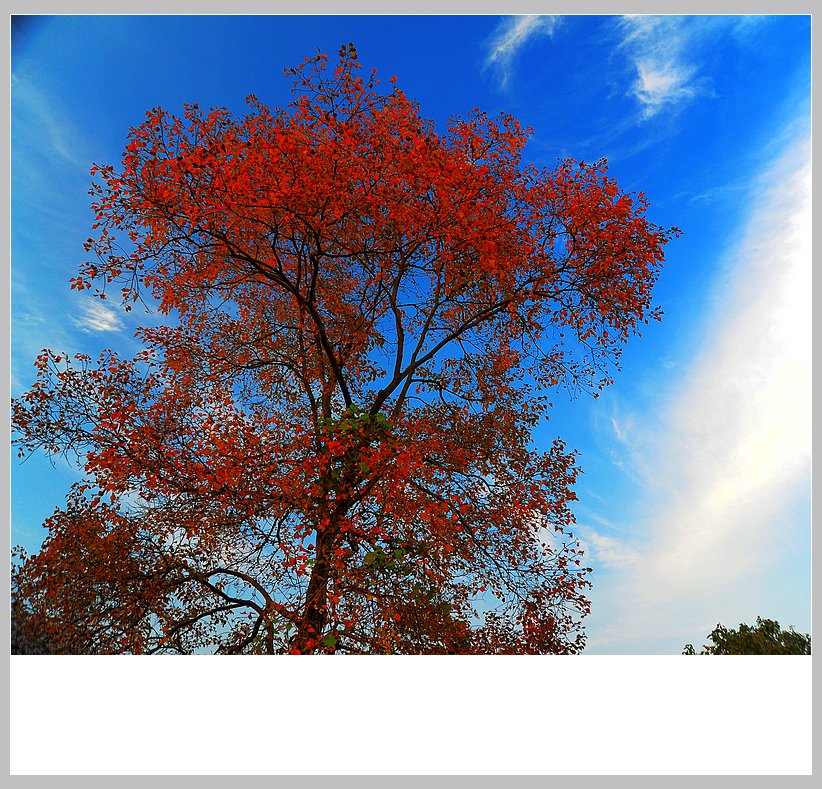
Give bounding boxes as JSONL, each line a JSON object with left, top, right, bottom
{"left": 12, "top": 45, "right": 677, "bottom": 654}
{"left": 683, "top": 617, "right": 811, "bottom": 655}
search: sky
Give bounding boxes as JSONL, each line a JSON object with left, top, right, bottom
{"left": 10, "top": 14, "right": 811, "bottom": 655}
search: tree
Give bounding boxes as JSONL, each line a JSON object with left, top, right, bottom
{"left": 683, "top": 617, "right": 811, "bottom": 655}
{"left": 12, "top": 46, "right": 677, "bottom": 654}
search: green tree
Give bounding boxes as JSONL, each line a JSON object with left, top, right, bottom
{"left": 684, "top": 617, "right": 811, "bottom": 655}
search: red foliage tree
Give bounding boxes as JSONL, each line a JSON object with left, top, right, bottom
{"left": 12, "top": 45, "right": 677, "bottom": 654}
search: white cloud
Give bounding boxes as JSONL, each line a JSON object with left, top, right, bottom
{"left": 617, "top": 16, "right": 704, "bottom": 118}
{"left": 583, "top": 129, "right": 811, "bottom": 652}
{"left": 485, "top": 15, "right": 559, "bottom": 88}
{"left": 633, "top": 60, "right": 697, "bottom": 114}
{"left": 577, "top": 527, "right": 640, "bottom": 571}
{"left": 71, "top": 299, "right": 125, "bottom": 333}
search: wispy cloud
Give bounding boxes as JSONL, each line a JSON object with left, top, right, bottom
{"left": 617, "top": 16, "right": 702, "bottom": 118}
{"left": 11, "top": 72, "right": 91, "bottom": 169}
{"left": 583, "top": 128, "right": 811, "bottom": 652}
{"left": 71, "top": 299, "right": 124, "bottom": 333}
{"left": 632, "top": 59, "right": 698, "bottom": 115}
{"left": 485, "top": 15, "right": 559, "bottom": 88}
{"left": 610, "top": 414, "right": 631, "bottom": 445}
{"left": 616, "top": 16, "right": 773, "bottom": 120}
{"left": 596, "top": 407, "right": 648, "bottom": 483}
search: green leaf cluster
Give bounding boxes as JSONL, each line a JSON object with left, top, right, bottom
{"left": 317, "top": 406, "right": 392, "bottom": 442}
{"left": 362, "top": 545, "right": 408, "bottom": 571}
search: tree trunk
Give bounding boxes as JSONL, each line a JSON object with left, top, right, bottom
{"left": 293, "top": 514, "right": 335, "bottom": 652}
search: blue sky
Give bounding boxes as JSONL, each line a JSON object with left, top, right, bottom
{"left": 10, "top": 14, "right": 811, "bottom": 654}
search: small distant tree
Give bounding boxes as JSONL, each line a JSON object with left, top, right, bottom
{"left": 684, "top": 617, "right": 811, "bottom": 655}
